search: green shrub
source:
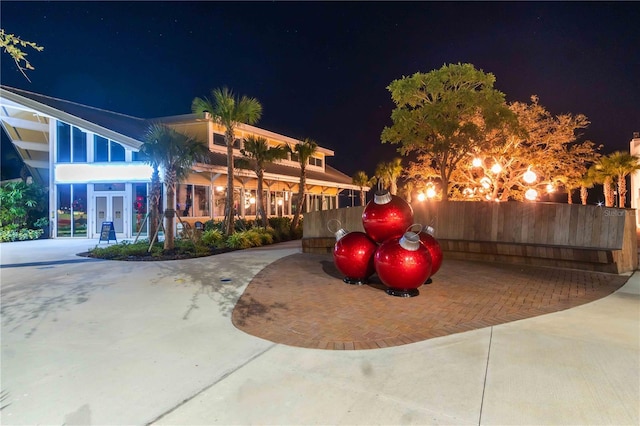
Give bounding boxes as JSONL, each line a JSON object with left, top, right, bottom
{"left": 226, "top": 231, "right": 252, "bottom": 249}
{"left": 245, "top": 229, "right": 264, "bottom": 247}
{"left": 201, "top": 229, "right": 225, "bottom": 248}
{"left": 89, "top": 240, "right": 162, "bottom": 259}
{"left": 0, "top": 228, "right": 43, "bottom": 242}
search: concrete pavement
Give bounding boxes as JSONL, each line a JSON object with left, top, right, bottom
{"left": 1, "top": 238, "right": 638, "bottom": 425}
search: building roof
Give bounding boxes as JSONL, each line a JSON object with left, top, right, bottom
{"left": 205, "top": 151, "right": 354, "bottom": 186}
{"left": 0, "top": 85, "right": 150, "bottom": 142}
{"left": 0, "top": 85, "right": 359, "bottom": 189}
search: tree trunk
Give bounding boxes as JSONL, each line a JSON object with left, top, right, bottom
{"left": 359, "top": 189, "right": 365, "bottom": 206}
{"left": 580, "top": 186, "right": 588, "bottom": 205}
{"left": 164, "top": 170, "right": 176, "bottom": 250}
{"left": 618, "top": 174, "right": 627, "bottom": 208}
{"left": 567, "top": 189, "right": 573, "bottom": 204}
{"left": 225, "top": 130, "right": 235, "bottom": 236}
{"left": 390, "top": 179, "right": 397, "bottom": 195}
{"left": 604, "top": 178, "right": 614, "bottom": 207}
{"left": 256, "top": 170, "right": 267, "bottom": 227}
{"left": 291, "top": 168, "right": 306, "bottom": 232}
{"left": 149, "top": 167, "right": 161, "bottom": 241}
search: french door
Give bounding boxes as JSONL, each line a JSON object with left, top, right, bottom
{"left": 94, "top": 193, "right": 127, "bottom": 238}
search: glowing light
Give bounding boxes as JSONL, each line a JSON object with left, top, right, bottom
{"left": 249, "top": 197, "right": 256, "bottom": 204}
{"left": 216, "top": 186, "right": 225, "bottom": 192}
{"left": 525, "top": 189, "right": 538, "bottom": 201}
{"left": 546, "top": 184, "right": 555, "bottom": 193}
{"left": 480, "top": 177, "right": 492, "bottom": 189}
{"left": 472, "top": 157, "right": 483, "bottom": 167}
{"left": 417, "top": 192, "right": 426, "bottom": 202}
{"left": 426, "top": 187, "right": 436, "bottom": 199}
{"left": 277, "top": 199, "right": 283, "bottom": 206}
{"left": 490, "top": 163, "right": 502, "bottom": 174}
{"left": 55, "top": 163, "right": 153, "bottom": 183}
{"left": 462, "top": 188, "right": 474, "bottom": 197}
{"left": 523, "top": 169, "right": 537, "bottom": 184}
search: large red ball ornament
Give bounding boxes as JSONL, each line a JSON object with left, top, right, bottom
{"left": 419, "top": 232, "right": 443, "bottom": 278}
{"left": 333, "top": 231, "right": 378, "bottom": 284}
{"left": 374, "top": 232, "right": 432, "bottom": 297}
{"left": 362, "top": 191, "right": 414, "bottom": 244}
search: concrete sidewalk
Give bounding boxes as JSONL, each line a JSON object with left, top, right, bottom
{"left": 1, "top": 239, "right": 638, "bottom": 425}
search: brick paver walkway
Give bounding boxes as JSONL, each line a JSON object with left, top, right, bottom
{"left": 232, "top": 254, "right": 629, "bottom": 350}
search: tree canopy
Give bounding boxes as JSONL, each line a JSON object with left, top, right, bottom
{"left": 448, "top": 96, "right": 600, "bottom": 202}
{"left": 381, "top": 63, "right": 518, "bottom": 200}
{"left": 0, "top": 29, "right": 43, "bottom": 82}
{"left": 192, "top": 87, "right": 262, "bottom": 236}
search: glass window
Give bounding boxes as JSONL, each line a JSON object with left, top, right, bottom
{"left": 110, "top": 141, "right": 125, "bottom": 161}
{"left": 176, "top": 184, "right": 192, "bottom": 217}
{"left": 233, "top": 138, "right": 241, "bottom": 149}
{"left": 213, "top": 133, "right": 226, "bottom": 146}
{"left": 132, "top": 183, "right": 148, "bottom": 235}
{"left": 94, "top": 183, "right": 125, "bottom": 191}
{"left": 57, "top": 122, "right": 71, "bottom": 163}
{"left": 193, "top": 185, "right": 210, "bottom": 217}
{"left": 57, "top": 184, "right": 71, "bottom": 236}
{"left": 290, "top": 152, "right": 299, "bottom": 163}
{"left": 309, "top": 157, "right": 322, "bottom": 167}
{"left": 72, "top": 184, "right": 87, "bottom": 236}
{"left": 94, "top": 135, "right": 109, "bottom": 162}
{"left": 72, "top": 127, "right": 87, "bottom": 162}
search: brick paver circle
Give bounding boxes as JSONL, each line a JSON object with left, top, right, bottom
{"left": 232, "top": 254, "right": 629, "bottom": 350}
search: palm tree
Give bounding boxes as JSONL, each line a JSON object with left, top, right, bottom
{"left": 603, "top": 151, "right": 640, "bottom": 208}
{"left": 375, "top": 158, "right": 403, "bottom": 195}
{"left": 352, "top": 170, "right": 374, "bottom": 206}
{"left": 192, "top": 87, "right": 262, "bottom": 236}
{"left": 288, "top": 138, "right": 318, "bottom": 233}
{"left": 141, "top": 123, "right": 209, "bottom": 250}
{"left": 590, "top": 160, "right": 615, "bottom": 207}
{"left": 580, "top": 168, "right": 598, "bottom": 206}
{"left": 238, "top": 135, "right": 288, "bottom": 227}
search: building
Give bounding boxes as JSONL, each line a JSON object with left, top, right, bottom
{"left": 0, "top": 86, "right": 362, "bottom": 239}
{"left": 629, "top": 132, "right": 640, "bottom": 227}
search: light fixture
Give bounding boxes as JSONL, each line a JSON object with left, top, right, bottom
{"left": 546, "top": 184, "right": 555, "bottom": 193}
{"left": 480, "top": 176, "right": 492, "bottom": 189}
{"left": 523, "top": 168, "right": 537, "bottom": 184}
{"left": 249, "top": 197, "right": 256, "bottom": 204}
{"left": 525, "top": 188, "right": 538, "bottom": 201}
{"left": 426, "top": 187, "right": 436, "bottom": 199}
{"left": 417, "top": 192, "right": 426, "bottom": 202}
{"left": 472, "top": 158, "right": 482, "bottom": 168}
{"left": 490, "top": 163, "right": 502, "bottom": 174}
{"left": 277, "top": 199, "right": 283, "bottom": 206}
{"left": 216, "top": 186, "right": 225, "bottom": 192}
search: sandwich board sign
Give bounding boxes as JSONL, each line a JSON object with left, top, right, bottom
{"left": 99, "top": 221, "right": 117, "bottom": 243}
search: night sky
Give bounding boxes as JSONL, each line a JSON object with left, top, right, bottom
{"left": 1, "top": 1, "right": 639, "bottom": 180}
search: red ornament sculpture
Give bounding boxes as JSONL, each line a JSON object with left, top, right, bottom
{"left": 419, "top": 229, "right": 443, "bottom": 281}
{"left": 374, "top": 231, "right": 432, "bottom": 297}
{"left": 333, "top": 231, "right": 378, "bottom": 284}
{"left": 362, "top": 190, "right": 414, "bottom": 244}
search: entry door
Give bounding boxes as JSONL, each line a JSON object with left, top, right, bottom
{"left": 95, "top": 194, "right": 126, "bottom": 235}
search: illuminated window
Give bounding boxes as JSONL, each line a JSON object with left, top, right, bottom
{"left": 176, "top": 184, "right": 210, "bottom": 217}
{"left": 56, "top": 122, "right": 71, "bottom": 162}
{"left": 94, "top": 135, "right": 126, "bottom": 162}
{"left": 309, "top": 157, "right": 323, "bottom": 167}
{"left": 56, "top": 184, "right": 87, "bottom": 237}
{"left": 72, "top": 127, "right": 87, "bottom": 162}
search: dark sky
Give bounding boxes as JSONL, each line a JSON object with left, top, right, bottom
{"left": 1, "top": 1, "right": 639, "bottom": 179}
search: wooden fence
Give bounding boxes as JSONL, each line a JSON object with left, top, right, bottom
{"left": 303, "top": 201, "right": 638, "bottom": 274}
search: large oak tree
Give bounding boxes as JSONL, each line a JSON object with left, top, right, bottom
{"left": 381, "top": 63, "right": 517, "bottom": 201}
